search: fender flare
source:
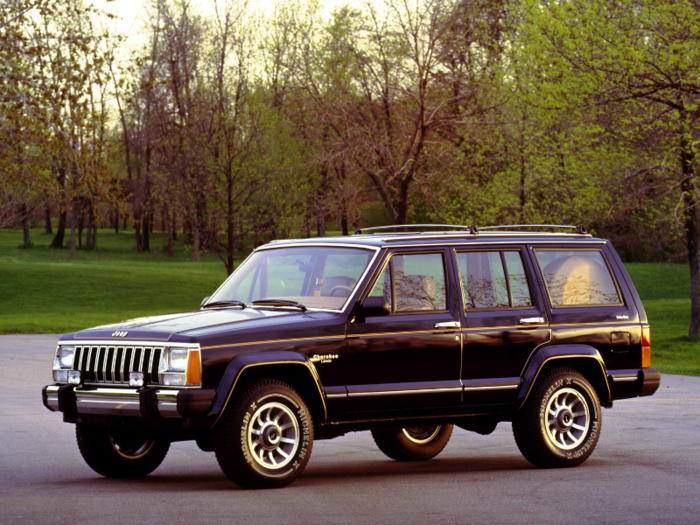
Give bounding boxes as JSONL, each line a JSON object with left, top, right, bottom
{"left": 517, "top": 344, "right": 611, "bottom": 409}
{"left": 207, "top": 351, "right": 326, "bottom": 426}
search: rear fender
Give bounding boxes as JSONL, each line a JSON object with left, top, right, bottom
{"left": 517, "top": 344, "right": 611, "bottom": 409}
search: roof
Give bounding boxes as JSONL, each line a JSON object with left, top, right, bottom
{"left": 263, "top": 226, "right": 605, "bottom": 250}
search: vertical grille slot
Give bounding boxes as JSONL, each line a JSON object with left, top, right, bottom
{"left": 114, "top": 348, "right": 124, "bottom": 383}
{"left": 151, "top": 348, "right": 161, "bottom": 383}
{"left": 105, "top": 347, "right": 116, "bottom": 382}
{"left": 88, "top": 347, "right": 98, "bottom": 382}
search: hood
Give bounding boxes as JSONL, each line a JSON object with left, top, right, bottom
{"left": 63, "top": 307, "right": 337, "bottom": 343}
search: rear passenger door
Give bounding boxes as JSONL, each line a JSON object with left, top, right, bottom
{"left": 456, "top": 247, "right": 551, "bottom": 404}
{"left": 346, "top": 249, "right": 463, "bottom": 412}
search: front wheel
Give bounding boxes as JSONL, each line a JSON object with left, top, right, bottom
{"left": 76, "top": 425, "right": 170, "bottom": 478}
{"left": 513, "top": 367, "right": 601, "bottom": 468}
{"left": 213, "top": 379, "right": 313, "bottom": 489}
{"left": 372, "top": 424, "right": 453, "bottom": 461}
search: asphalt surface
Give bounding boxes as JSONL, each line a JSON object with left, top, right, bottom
{"left": 1, "top": 334, "right": 699, "bottom": 524}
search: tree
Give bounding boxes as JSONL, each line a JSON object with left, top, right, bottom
{"left": 521, "top": 0, "right": 700, "bottom": 335}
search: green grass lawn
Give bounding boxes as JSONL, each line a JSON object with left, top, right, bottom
{"left": 625, "top": 263, "right": 700, "bottom": 376}
{"left": 0, "top": 228, "right": 230, "bottom": 334}
{"left": 1, "top": 228, "right": 698, "bottom": 376}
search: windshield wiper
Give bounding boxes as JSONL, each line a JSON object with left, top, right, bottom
{"left": 202, "top": 300, "right": 246, "bottom": 309}
{"left": 252, "top": 299, "right": 307, "bottom": 311}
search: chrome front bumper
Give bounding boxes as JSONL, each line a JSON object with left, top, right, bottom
{"left": 43, "top": 385, "right": 215, "bottom": 419}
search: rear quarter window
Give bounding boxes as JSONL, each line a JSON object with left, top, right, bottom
{"left": 534, "top": 250, "right": 621, "bottom": 307}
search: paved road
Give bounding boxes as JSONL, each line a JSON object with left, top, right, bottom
{"left": 1, "top": 334, "right": 699, "bottom": 524}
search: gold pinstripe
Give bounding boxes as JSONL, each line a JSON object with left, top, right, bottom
{"left": 212, "top": 361, "right": 327, "bottom": 427}
{"left": 202, "top": 335, "right": 345, "bottom": 350}
{"left": 518, "top": 354, "right": 610, "bottom": 410}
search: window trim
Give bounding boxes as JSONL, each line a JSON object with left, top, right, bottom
{"left": 532, "top": 247, "right": 625, "bottom": 309}
{"left": 454, "top": 248, "right": 535, "bottom": 312}
{"left": 366, "top": 250, "right": 451, "bottom": 315}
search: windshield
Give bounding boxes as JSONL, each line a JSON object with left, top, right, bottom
{"left": 209, "top": 246, "right": 375, "bottom": 311}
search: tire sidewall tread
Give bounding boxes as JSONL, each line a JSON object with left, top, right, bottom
{"left": 372, "top": 424, "right": 453, "bottom": 462}
{"left": 513, "top": 367, "right": 601, "bottom": 468}
{"left": 75, "top": 424, "right": 169, "bottom": 478}
{"left": 214, "top": 379, "right": 314, "bottom": 489}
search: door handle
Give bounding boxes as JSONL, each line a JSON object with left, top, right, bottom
{"left": 519, "top": 317, "right": 545, "bottom": 325}
{"left": 435, "top": 321, "right": 461, "bottom": 329}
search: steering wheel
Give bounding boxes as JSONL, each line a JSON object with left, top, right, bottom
{"left": 328, "top": 285, "right": 353, "bottom": 298}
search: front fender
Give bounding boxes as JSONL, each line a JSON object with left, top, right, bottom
{"left": 517, "top": 344, "right": 611, "bottom": 409}
{"left": 206, "top": 351, "right": 325, "bottom": 427}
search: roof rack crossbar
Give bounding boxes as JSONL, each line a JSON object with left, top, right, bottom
{"left": 479, "top": 224, "right": 587, "bottom": 234}
{"left": 354, "top": 224, "right": 478, "bottom": 235}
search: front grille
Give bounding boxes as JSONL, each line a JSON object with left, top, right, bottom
{"left": 72, "top": 345, "right": 163, "bottom": 385}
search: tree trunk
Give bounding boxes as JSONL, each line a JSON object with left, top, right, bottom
{"left": 340, "top": 204, "right": 349, "bottom": 236}
{"left": 167, "top": 205, "right": 174, "bottom": 258}
{"left": 135, "top": 216, "right": 143, "bottom": 252}
{"left": 318, "top": 218, "right": 326, "bottom": 237}
{"left": 69, "top": 199, "right": 77, "bottom": 258}
{"left": 226, "top": 169, "right": 235, "bottom": 275}
{"left": 44, "top": 203, "right": 52, "bottom": 234}
{"left": 681, "top": 131, "right": 700, "bottom": 337}
{"left": 78, "top": 204, "right": 84, "bottom": 250}
{"left": 143, "top": 213, "right": 150, "bottom": 251}
{"left": 50, "top": 166, "right": 67, "bottom": 249}
{"left": 114, "top": 207, "right": 119, "bottom": 234}
{"left": 21, "top": 203, "right": 30, "bottom": 247}
{"left": 172, "top": 211, "right": 177, "bottom": 241}
{"left": 87, "top": 201, "right": 96, "bottom": 250}
{"left": 193, "top": 224, "right": 201, "bottom": 262}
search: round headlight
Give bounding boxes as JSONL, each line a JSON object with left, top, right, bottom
{"left": 169, "top": 349, "right": 188, "bottom": 372}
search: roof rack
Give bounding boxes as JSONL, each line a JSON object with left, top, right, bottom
{"left": 354, "top": 223, "right": 587, "bottom": 236}
{"left": 354, "top": 224, "right": 478, "bottom": 235}
{"left": 479, "top": 224, "right": 588, "bottom": 235}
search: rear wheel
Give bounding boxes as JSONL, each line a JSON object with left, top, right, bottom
{"left": 513, "top": 367, "right": 601, "bottom": 468}
{"left": 372, "top": 424, "right": 453, "bottom": 461}
{"left": 213, "top": 379, "right": 314, "bottom": 489}
{"left": 76, "top": 425, "right": 170, "bottom": 478}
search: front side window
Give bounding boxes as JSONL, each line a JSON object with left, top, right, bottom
{"left": 209, "top": 246, "right": 374, "bottom": 310}
{"left": 457, "top": 251, "right": 533, "bottom": 309}
{"left": 534, "top": 250, "right": 621, "bottom": 307}
{"left": 369, "top": 252, "right": 447, "bottom": 312}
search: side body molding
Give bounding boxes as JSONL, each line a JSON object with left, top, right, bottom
{"left": 207, "top": 351, "right": 326, "bottom": 427}
{"left": 516, "top": 344, "right": 611, "bottom": 409}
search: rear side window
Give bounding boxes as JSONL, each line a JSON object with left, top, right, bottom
{"left": 368, "top": 252, "right": 447, "bottom": 312}
{"left": 534, "top": 250, "right": 621, "bottom": 307}
{"left": 457, "top": 251, "right": 532, "bottom": 309}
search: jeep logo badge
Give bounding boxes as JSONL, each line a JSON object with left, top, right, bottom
{"left": 112, "top": 331, "right": 128, "bottom": 337}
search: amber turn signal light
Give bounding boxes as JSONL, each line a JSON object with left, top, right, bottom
{"left": 641, "top": 325, "right": 651, "bottom": 368}
{"left": 186, "top": 350, "right": 201, "bottom": 385}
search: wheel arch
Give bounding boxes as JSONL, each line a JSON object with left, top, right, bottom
{"left": 517, "top": 344, "right": 611, "bottom": 410}
{"left": 209, "top": 351, "right": 327, "bottom": 428}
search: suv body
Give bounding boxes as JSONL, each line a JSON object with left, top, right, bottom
{"left": 43, "top": 225, "right": 660, "bottom": 488}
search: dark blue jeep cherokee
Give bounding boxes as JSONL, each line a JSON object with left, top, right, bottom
{"left": 43, "top": 224, "right": 660, "bottom": 488}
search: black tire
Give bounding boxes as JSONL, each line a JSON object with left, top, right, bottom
{"left": 371, "top": 424, "right": 453, "bottom": 461}
{"left": 513, "top": 367, "right": 602, "bottom": 468}
{"left": 213, "top": 379, "right": 314, "bottom": 489}
{"left": 76, "top": 424, "right": 170, "bottom": 478}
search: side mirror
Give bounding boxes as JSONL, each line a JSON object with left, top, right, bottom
{"left": 200, "top": 296, "right": 211, "bottom": 308}
{"left": 358, "top": 296, "right": 390, "bottom": 319}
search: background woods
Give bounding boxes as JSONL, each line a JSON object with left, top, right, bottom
{"left": 2, "top": 0, "right": 700, "bottom": 333}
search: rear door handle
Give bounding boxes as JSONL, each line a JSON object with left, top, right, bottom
{"left": 435, "top": 321, "right": 461, "bottom": 329}
{"left": 519, "top": 317, "right": 545, "bottom": 325}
